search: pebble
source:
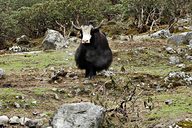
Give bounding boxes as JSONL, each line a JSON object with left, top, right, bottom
{"left": 52, "top": 88, "right": 58, "bottom": 92}
{"left": 31, "top": 100, "right": 37, "bottom": 105}
{"left": 166, "top": 47, "right": 176, "bottom": 54}
{"left": 0, "top": 68, "right": 5, "bottom": 79}
{"left": 19, "top": 117, "right": 31, "bottom": 125}
{"left": 0, "top": 102, "right": 2, "bottom": 109}
{"left": 25, "top": 118, "right": 45, "bottom": 128}
{"left": 54, "top": 94, "right": 59, "bottom": 100}
{"left": 14, "top": 102, "right": 21, "bottom": 108}
{"left": 165, "top": 99, "right": 173, "bottom": 105}
{"left": 176, "top": 64, "right": 185, "bottom": 68}
{"left": 186, "top": 55, "right": 192, "bottom": 61}
{"left": 16, "top": 95, "right": 24, "bottom": 99}
{"left": 169, "top": 56, "right": 180, "bottom": 65}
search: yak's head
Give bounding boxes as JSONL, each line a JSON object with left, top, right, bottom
{"left": 72, "top": 20, "right": 104, "bottom": 44}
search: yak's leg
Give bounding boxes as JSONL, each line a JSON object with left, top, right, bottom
{"left": 85, "top": 69, "right": 90, "bottom": 78}
{"left": 85, "top": 67, "right": 96, "bottom": 79}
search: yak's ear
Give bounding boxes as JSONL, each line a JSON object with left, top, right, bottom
{"left": 91, "top": 28, "right": 99, "bottom": 33}
{"left": 89, "top": 21, "right": 94, "bottom": 26}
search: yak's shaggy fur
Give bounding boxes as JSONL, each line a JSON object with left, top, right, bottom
{"left": 75, "top": 28, "right": 112, "bottom": 78}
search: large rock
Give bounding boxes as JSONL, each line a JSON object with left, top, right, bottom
{"left": 42, "top": 29, "right": 68, "bottom": 50}
{"left": 150, "top": 29, "right": 171, "bottom": 39}
{"left": 9, "top": 116, "right": 20, "bottom": 124}
{"left": 16, "top": 35, "right": 30, "bottom": 45}
{"left": 52, "top": 102, "right": 105, "bottom": 128}
{"left": 0, "top": 115, "right": 9, "bottom": 125}
{"left": 167, "top": 32, "right": 192, "bottom": 45}
{"left": 167, "top": 34, "right": 186, "bottom": 45}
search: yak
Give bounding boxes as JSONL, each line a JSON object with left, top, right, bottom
{"left": 72, "top": 20, "right": 112, "bottom": 78}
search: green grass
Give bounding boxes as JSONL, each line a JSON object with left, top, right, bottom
{"left": 0, "top": 88, "right": 23, "bottom": 98}
{"left": 148, "top": 92, "right": 192, "bottom": 119}
{"left": 112, "top": 48, "right": 181, "bottom": 77}
{"left": 0, "top": 50, "right": 75, "bottom": 74}
{"left": 33, "top": 87, "right": 51, "bottom": 96}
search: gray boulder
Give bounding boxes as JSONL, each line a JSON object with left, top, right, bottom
{"left": 52, "top": 102, "right": 105, "bottom": 128}
{"left": 42, "top": 29, "right": 68, "bottom": 50}
{"left": 0, "top": 115, "right": 9, "bottom": 125}
{"left": 9, "top": 116, "right": 20, "bottom": 124}
{"left": 150, "top": 29, "right": 171, "bottom": 39}
{"left": 167, "top": 32, "right": 192, "bottom": 45}
{"left": 16, "top": 35, "right": 30, "bottom": 45}
{"left": 167, "top": 34, "right": 186, "bottom": 45}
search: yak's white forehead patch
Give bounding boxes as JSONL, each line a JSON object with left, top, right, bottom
{"left": 81, "top": 25, "right": 93, "bottom": 43}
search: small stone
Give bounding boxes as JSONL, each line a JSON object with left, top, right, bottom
{"left": 25, "top": 120, "right": 38, "bottom": 128}
{"left": 156, "top": 86, "right": 165, "bottom": 92}
{"left": 14, "top": 102, "right": 21, "bottom": 108}
{"left": 49, "top": 67, "right": 55, "bottom": 71}
{"left": 19, "top": 117, "right": 31, "bottom": 125}
{"left": 31, "top": 100, "right": 37, "bottom": 105}
{"left": 32, "top": 111, "right": 40, "bottom": 116}
{"left": 52, "top": 88, "right": 58, "bottom": 92}
{"left": 176, "top": 64, "right": 185, "bottom": 68}
{"left": 0, "top": 115, "right": 9, "bottom": 125}
{"left": 68, "top": 73, "right": 77, "bottom": 78}
{"left": 54, "top": 94, "right": 59, "bottom": 100}
{"left": 169, "top": 56, "right": 180, "bottom": 65}
{"left": 100, "top": 70, "right": 114, "bottom": 77}
{"left": 25, "top": 118, "right": 45, "bottom": 128}
{"left": 0, "top": 102, "right": 2, "bottom": 109}
{"left": 186, "top": 56, "right": 192, "bottom": 61}
{"left": 16, "top": 95, "right": 24, "bottom": 99}
{"left": 9, "top": 116, "right": 20, "bottom": 124}
{"left": 165, "top": 99, "right": 173, "bottom": 105}
{"left": 165, "top": 47, "right": 176, "bottom": 54}
{"left": 58, "top": 89, "right": 65, "bottom": 93}
{"left": 40, "top": 113, "right": 48, "bottom": 117}
{"left": 68, "top": 52, "right": 73, "bottom": 56}
{"left": 0, "top": 68, "right": 5, "bottom": 79}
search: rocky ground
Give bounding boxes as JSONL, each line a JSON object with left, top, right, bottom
{"left": 0, "top": 35, "right": 192, "bottom": 128}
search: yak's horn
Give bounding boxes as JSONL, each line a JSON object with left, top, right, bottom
{"left": 94, "top": 20, "right": 104, "bottom": 30}
{"left": 71, "top": 21, "right": 81, "bottom": 30}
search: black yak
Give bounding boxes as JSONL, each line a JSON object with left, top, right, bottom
{"left": 72, "top": 20, "right": 112, "bottom": 78}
